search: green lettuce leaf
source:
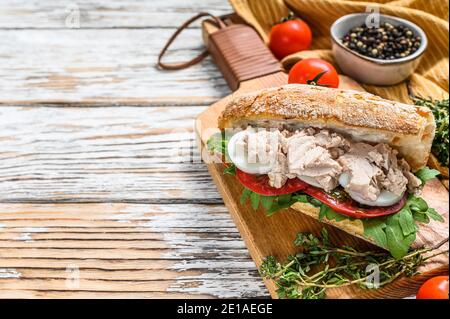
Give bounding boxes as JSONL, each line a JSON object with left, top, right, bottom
{"left": 363, "top": 219, "right": 387, "bottom": 248}
{"left": 385, "top": 213, "right": 416, "bottom": 260}
{"left": 415, "top": 167, "right": 440, "bottom": 184}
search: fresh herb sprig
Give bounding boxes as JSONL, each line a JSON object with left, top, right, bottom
{"left": 413, "top": 97, "right": 449, "bottom": 167}
{"left": 260, "top": 229, "right": 449, "bottom": 299}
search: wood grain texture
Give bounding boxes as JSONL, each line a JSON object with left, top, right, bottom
{"left": 0, "top": 28, "right": 230, "bottom": 106}
{"left": 0, "top": 0, "right": 273, "bottom": 299}
{"left": 0, "top": 0, "right": 231, "bottom": 29}
{"left": 0, "top": 106, "right": 221, "bottom": 203}
{"left": 0, "top": 203, "right": 267, "bottom": 298}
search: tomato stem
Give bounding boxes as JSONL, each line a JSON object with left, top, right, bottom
{"left": 306, "top": 71, "right": 331, "bottom": 87}
{"left": 279, "top": 11, "right": 296, "bottom": 24}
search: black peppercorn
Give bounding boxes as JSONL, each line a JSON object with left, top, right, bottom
{"left": 340, "top": 21, "right": 422, "bottom": 60}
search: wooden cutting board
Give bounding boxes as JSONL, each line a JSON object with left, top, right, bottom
{"left": 195, "top": 16, "right": 449, "bottom": 299}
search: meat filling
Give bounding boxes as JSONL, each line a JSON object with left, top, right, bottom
{"left": 287, "top": 132, "right": 344, "bottom": 191}
{"left": 235, "top": 127, "right": 422, "bottom": 201}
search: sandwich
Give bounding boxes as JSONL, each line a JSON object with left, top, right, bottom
{"left": 207, "top": 84, "right": 444, "bottom": 259}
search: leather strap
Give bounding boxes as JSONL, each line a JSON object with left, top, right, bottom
{"left": 157, "top": 12, "right": 226, "bottom": 70}
{"left": 158, "top": 12, "right": 283, "bottom": 91}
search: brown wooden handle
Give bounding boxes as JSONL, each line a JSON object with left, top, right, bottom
{"left": 206, "top": 24, "right": 283, "bottom": 91}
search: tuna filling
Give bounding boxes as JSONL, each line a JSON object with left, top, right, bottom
{"left": 234, "top": 127, "right": 422, "bottom": 203}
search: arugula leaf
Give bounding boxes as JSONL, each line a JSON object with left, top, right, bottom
{"left": 415, "top": 167, "right": 440, "bottom": 184}
{"left": 363, "top": 219, "right": 387, "bottom": 248}
{"left": 318, "top": 205, "right": 346, "bottom": 222}
{"left": 309, "top": 198, "right": 322, "bottom": 207}
{"left": 206, "top": 132, "right": 226, "bottom": 155}
{"left": 240, "top": 189, "right": 320, "bottom": 216}
{"left": 250, "top": 192, "right": 260, "bottom": 210}
{"left": 426, "top": 207, "right": 445, "bottom": 222}
{"left": 241, "top": 189, "right": 294, "bottom": 214}
{"left": 382, "top": 195, "right": 442, "bottom": 259}
{"left": 385, "top": 213, "right": 416, "bottom": 260}
{"left": 260, "top": 196, "right": 274, "bottom": 210}
{"left": 266, "top": 197, "right": 297, "bottom": 216}
{"left": 409, "top": 196, "right": 428, "bottom": 212}
{"left": 325, "top": 207, "right": 348, "bottom": 222}
{"left": 292, "top": 194, "right": 310, "bottom": 203}
{"left": 409, "top": 197, "right": 444, "bottom": 222}
{"left": 223, "top": 164, "right": 236, "bottom": 175}
{"left": 412, "top": 211, "right": 430, "bottom": 224}
{"left": 240, "top": 188, "right": 252, "bottom": 205}
{"left": 240, "top": 183, "right": 443, "bottom": 259}
{"left": 278, "top": 194, "right": 292, "bottom": 205}
{"left": 320, "top": 194, "right": 444, "bottom": 259}
{"left": 318, "top": 205, "right": 327, "bottom": 220}
{"left": 397, "top": 207, "right": 417, "bottom": 237}
{"left": 206, "top": 131, "right": 231, "bottom": 162}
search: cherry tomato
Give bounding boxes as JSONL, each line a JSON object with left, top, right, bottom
{"left": 303, "top": 187, "right": 407, "bottom": 219}
{"left": 269, "top": 19, "right": 312, "bottom": 60}
{"left": 236, "top": 168, "right": 307, "bottom": 196}
{"left": 288, "top": 58, "right": 339, "bottom": 88}
{"left": 417, "top": 276, "right": 449, "bottom": 299}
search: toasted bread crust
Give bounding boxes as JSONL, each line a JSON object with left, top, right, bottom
{"left": 218, "top": 84, "right": 435, "bottom": 171}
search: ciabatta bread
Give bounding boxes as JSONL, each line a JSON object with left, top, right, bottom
{"left": 218, "top": 84, "right": 435, "bottom": 171}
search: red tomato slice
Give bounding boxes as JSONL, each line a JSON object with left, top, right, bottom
{"left": 236, "top": 168, "right": 307, "bottom": 196}
{"left": 303, "top": 186, "right": 407, "bottom": 219}
{"left": 235, "top": 167, "right": 406, "bottom": 218}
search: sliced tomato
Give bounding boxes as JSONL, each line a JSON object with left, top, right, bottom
{"left": 236, "top": 168, "right": 307, "bottom": 196}
{"left": 235, "top": 167, "right": 406, "bottom": 218}
{"left": 303, "top": 186, "right": 407, "bottom": 219}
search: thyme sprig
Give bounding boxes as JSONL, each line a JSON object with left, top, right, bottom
{"left": 412, "top": 97, "right": 449, "bottom": 167}
{"left": 260, "top": 229, "right": 449, "bottom": 299}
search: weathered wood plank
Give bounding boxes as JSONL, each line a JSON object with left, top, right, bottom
{"left": 0, "top": 28, "right": 230, "bottom": 105}
{"left": 0, "top": 0, "right": 267, "bottom": 300}
{"left": 0, "top": 0, "right": 231, "bottom": 29}
{"left": 0, "top": 290, "right": 216, "bottom": 299}
{"left": 0, "top": 106, "right": 224, "bottom": 203}
{"left": 0, "top": 278, "right": 263, "bottom": 294}
{"left": 0, "top": 203, "right": 268, "bottom": 298}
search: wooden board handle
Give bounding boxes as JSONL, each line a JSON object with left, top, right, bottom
{"left": 204, "top": 22, "right": 283, "bottom": 91}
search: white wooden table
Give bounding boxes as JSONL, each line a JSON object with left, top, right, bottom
{"left": 0, "top": 0, "right": 269, "bottom": 298}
